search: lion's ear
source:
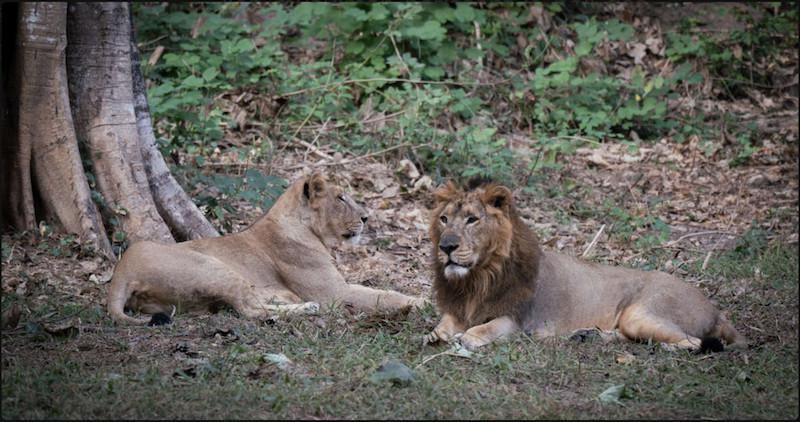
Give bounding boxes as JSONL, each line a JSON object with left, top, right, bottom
{"left": 304, "top": 172, "right": 327, "bottom": 201}
{"left": 433, "top": 180, "right": 459, "bottom": 204}
{"left": 482, "top": 184, "right": 513, "bottom": 211}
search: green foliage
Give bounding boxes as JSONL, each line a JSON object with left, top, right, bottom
{"left": 597, "top": 200, "right": 671, "bottom": 250}
{"left": 665, "top": 7, "right": 798, "bottom": 98}
{"left": 703, "top": 226, "right": 798, "bottom": 290}
{"left": 527, "top": 18, "right": 701, "bottom": 144}
{"left": 133, "top": 3, "right": 793, "bottom": 188}
{"left": 191, "top": 169, "right": 286, "bottom": 233}
{"left": 136, "top": 3, "right": 286, "bottom": 156}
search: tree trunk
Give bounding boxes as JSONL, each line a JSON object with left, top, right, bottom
{"left": 66, "top": 2, "right": 174, "bottom": 245}
{"left": 0, "top": 1, "right": 218, "bottom": 260}
{"left": 129, "top": 12, "right": 218, "bottom": 241}
{"left": 8, "top": 2, "right": 113, "bottom": 257}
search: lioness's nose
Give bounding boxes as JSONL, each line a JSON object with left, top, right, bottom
{"left": 360, "top": 215, "right": 368, "bottom": 223}
{"left": 439, "top": 235, "right": 459, "bottom": 254}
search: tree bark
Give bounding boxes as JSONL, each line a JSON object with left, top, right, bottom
{"left": 1, "top": 1, "right": 218, "bottom": 260}
{"left": 11, "top": 3, "right": 113, "bottom": 256}
{"left": 66, "top": 2, "right": 173, "bottom": 245}
{"left": 129, "top": 15, "right": 218, "bottom": 241}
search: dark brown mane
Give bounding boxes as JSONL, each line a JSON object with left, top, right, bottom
{"left": 430, "top": 180, "right": 541, "bottom": 327}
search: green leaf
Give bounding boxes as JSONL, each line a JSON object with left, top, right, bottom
{"left": 405, "top": 20, "right": 446, "bottom": 41}
{"left": 202, "top": 67, "right": 219, "bottom": 81}
{"left": 112, "top": 231, "right": 127, "bottom": 243}
{"left": 367, "top": 3, "right": 389, "bottom": 20}
{"left": 598, "top": 384, "right": 630, "bottom": 405}
{"left": 604, "top": 19, "right": 634, "bottom": 41}
{"left": 368, "top": 360, "right": 415, "bottom": 386}
{"left": 575, "top": 41, "right": 593, "bottom": 57}
{"left": 432, "top": 5, "right": 455, "bottom": 22}
{"left": 181, "top": 75, "right": 205, "bottom": 89}
{"left": 234, "top": 38, "right": 253, "bottom": 53}
{"left": 453, "top": 3, "right": 476, "bottom": 22}
{"left": 345, "top": 41, "right": 365, "bottom": 55}
{"left": 542, "top": 57, "right": 577, "bottom": 75}
{"left": 423, "top": 66, "right": 445, "bottom": 79}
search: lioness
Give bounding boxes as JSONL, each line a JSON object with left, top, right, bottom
{"left": 108, "top": 172, "right": 426, "bottom": 325}
{"left": 423, "top": 178, "right": 747, "bottom": 351}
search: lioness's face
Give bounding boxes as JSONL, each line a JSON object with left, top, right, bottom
{"left": 430, "top": 181, "right": 514, "bottom": 280}
{"left": 305, "top": 173, "right": 369, "bottom": 246}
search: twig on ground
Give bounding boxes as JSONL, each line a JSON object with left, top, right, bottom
{"left": 415, "top": 350, "right": 450, "bottom": 369}
{"left": 664, "top": 230, "right": 738, "bottom": 247}
{"left": 5, "top": 242, "right": 16, "bottom": 264}
{"left": 389, "top": 34, "right": 412, "bottom": 77}
{"left": 700, "top": 250, "right": 714, "bottom": 271}
{"left": 581, "top": 224, "right": 606, "bottom": 258}
{"left": 303, "top": 117, "right": 331, "bottom": 162}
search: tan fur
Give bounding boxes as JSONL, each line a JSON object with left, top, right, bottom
{"left": 425, "top": 178, "right": 748, "bottom": 351}
{"left": 107, "top": 172, "right": 426, "bottom": 325}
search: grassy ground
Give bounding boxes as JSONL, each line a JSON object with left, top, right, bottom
{"left": 1, "top": 228, "right": 797, "bottom": 419}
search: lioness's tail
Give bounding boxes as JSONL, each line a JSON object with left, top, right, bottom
{"left": 709, "top": 314, "right": 748, "bottom": 351}
{"left": 107, "top": 275, "right": 149, "bottom": 325}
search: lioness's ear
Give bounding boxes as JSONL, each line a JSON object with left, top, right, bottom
{"left": 433, "top": 180, "right": 459, "bottom": 204}
{"left": 482, "top": 184, "right": 513, "bottom": 211}
{"left": 304, "top": 172, "right": 327, "bottom": 200}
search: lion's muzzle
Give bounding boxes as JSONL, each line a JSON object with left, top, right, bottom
{"left": 439, "top": 234, "right": 460, "bottom": 254}
{"left": 438, "top": 233, "right": 473, "bottom": 279}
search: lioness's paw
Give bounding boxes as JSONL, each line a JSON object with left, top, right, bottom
{"left": 299, "top": 302, "right": 320, "bottom": 315}
{"left": 411, "top": 297, "right": 432, "bottom": 310}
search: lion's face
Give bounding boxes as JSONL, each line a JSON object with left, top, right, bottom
{"left": 430, "top": 180, "right": 514, "bottom": 280}
{"left": 305, "top": 173, "right": 369, "bottom": 246}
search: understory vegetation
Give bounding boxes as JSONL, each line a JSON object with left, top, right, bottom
{"left": 135, "top": 2, "right": 796, "bottom": 197}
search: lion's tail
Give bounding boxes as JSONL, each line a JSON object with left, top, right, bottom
{"left": 704, "top": 313, "right": 748, "bottom": 352}
{"left": 107, "top": 274, "right": 149, "bottom": 326}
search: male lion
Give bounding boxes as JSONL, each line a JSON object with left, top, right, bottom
{"left": 423, "top": 178, "right": 747, "bottom": 351}
{"left": 108, "top": 172, "right": 426, "bottom": 325}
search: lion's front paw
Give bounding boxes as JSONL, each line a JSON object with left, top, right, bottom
{"left": 422, "top": 331, "right": 440, "bottom": 346}
{"left": 422, "top": 328, "right": 458, "bottom": 346}
{"left": 458, "top": 332, "right": 488, "bottom": 351}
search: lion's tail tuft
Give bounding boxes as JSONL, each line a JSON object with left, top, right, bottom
{"left": 703, "top": 314, "right": 748, "bottom": 352}
{"left": 107, "top": 275, "right": 150, "bottom": 326}
{"left": 697, "top": 336, "right": 725, "bottom": 354}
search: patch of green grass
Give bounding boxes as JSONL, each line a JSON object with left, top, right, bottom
{"left": 703, "top": 229, "right": 799, "bottom": 291}
{"left": 2, "top": 292, "right": 797, "bottom": 419}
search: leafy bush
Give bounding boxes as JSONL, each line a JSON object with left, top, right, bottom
{"left": 133, "top": 3, "right": 793, "bottom": 186}
{"left": 136, "top": 3, "right": 286, "bottom": 157}
{"left": 665, "top": 6, "right": 798, "bottom": 98}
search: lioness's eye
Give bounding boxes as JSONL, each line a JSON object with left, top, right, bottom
{"left": 466, "top": 216, "right": 478, "bottom": 224}
{"left": 337, "top": 195, "right": 345, "bottom": 202}
{"left": 440, "top": 215, "right": 448, "bottom": 224}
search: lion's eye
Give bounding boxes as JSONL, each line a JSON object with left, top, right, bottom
{"left": 337, "top": 195, "right": 345, "bottom": 202}
{"left": 466, "top": 216, "right": 478, "bottom": 225}
{"left": 440, "top": 215, "right": 448, "bottom": 224}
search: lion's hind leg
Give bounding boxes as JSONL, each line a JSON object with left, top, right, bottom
{"left": 617, "top": 304, "right": 703, "bottom": 350}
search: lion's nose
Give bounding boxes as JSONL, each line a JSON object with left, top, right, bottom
{"left": 439, "top": 235, "right": 459, "bottom": 255}
{"left": 360, "top": 215, "right": 368, "bottom": 224}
